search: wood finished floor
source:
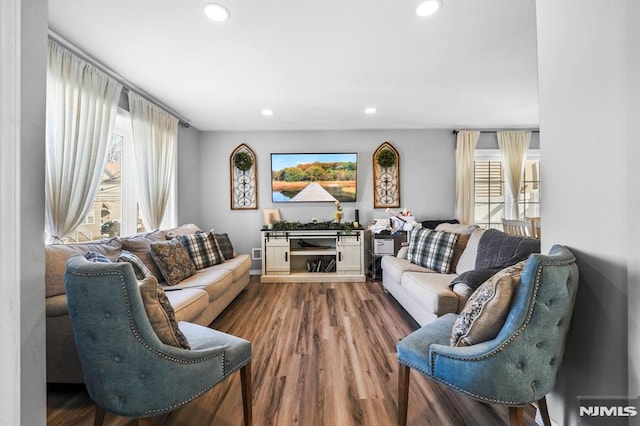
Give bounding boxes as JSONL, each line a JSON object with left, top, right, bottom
{"left": 47, "top": 276, "right": 538, "bottom": 426}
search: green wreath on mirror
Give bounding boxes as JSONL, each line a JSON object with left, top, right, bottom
{"left": 376, "top": 149, "right": 396, "bottom": 168}
{"left": 234, "top": 151, "right": 253, "bottom": 171}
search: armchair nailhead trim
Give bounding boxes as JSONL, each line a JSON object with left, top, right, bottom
{"left": 141, "top": 357, "right": 252, "bottom": 415}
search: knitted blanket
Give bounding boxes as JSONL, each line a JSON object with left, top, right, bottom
{"left": 451, "top": 229, "right": 540, "bottom": 290}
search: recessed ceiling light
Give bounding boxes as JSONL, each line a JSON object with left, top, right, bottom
{"left": 204, "top": 3, "right": 230, "bottom": 22}
{"left": 416, "top": 0, "right": 442, "bottom": 17}
{"left": 261, "top": 109, "right": 274, "bottom": 116}
{"left": 365, "top": 107, "right": 377, "bottom": 115}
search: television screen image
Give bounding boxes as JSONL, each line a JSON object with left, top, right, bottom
{"left": 271, "top": 153, "right": 357, "bottom": 202}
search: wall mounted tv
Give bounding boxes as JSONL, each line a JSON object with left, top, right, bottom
{"left": 271, "top": 153, "right": 357, "bottom": 202}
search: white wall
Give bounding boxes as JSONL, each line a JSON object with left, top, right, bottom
{"left": 1, "top": 0, "right": 48, "bottom": 424}
{"left": 536, "top": 1, "right": 637, "bottom": 424}
{"left": 177, "top": 124, "right": 203, "bottom": 226}
{"left": 199, "top": 129, "right": 456, "bottom": 270}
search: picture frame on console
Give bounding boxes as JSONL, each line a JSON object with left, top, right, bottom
{"left": 263, "top": 208, "right": 281, "bottom": 228}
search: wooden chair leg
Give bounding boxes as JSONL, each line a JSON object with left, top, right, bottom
{"left": 93, "top": 406, "right": 105, "bottom": 426}
{"left": 509, "top": 406, "right": 524, "bottom": 426}
{"left": 536, "top": 396, "right": 552, "bottom": 426}
{"left": 240, "top": 362, "right": 253, "bottom": 426}
{"left": 398, "top": 363, "right": 410, "bottom": 426}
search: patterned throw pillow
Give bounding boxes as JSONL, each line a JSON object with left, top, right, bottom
{"left": 407, "top": 228, "right": 460, "bottom": 273}
{"left": 214, "top": 233, "right": 235, "bottom": 260}
{"left": 177, "top": 231, "right": 225, "bottom": 270}
{"left": 116, "top": 250, "right": 154, "bottom": 281}
{"left": 138, "top": 277, "right": 190, "bottom": 349}
{"left": 450, "top": 261, "right": 527, "bottom": 347}
{"left": 149, "top": 239, "right": 196, "bottom": 286}
{"left": 85, "top": 251, "right": 111, "bottom": 263}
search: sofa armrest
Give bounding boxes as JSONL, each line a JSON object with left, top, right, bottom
{"left": 46, "top": 294, "right": 70, "bottom": 317}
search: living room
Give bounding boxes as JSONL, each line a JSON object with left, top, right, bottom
{"left": 3, "top": 1, "right": 639, "bottom": 426}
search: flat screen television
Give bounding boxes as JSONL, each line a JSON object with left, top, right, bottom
{"left": 271, "top": 153, "right": 357, "bottom": 202}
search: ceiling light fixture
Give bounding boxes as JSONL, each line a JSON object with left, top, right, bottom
{"left": 261, "top": 109, "right": 274, "bottom": 116}
{"left": 365, "top": 107, "right": 377, "bottom": 115}
{"left": 204, "top": 3, "right": 230, "bottom": 22}
{"left": 416, "top": 0, "right": 442, "bottom": 17}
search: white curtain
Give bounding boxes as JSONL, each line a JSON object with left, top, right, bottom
{"left": 45, "top": 40, "right": 122, "bottom": 243}
{"left": 128, "top": 92, "right": 178, "bottom": 230}
{"left": 498, "top": 131, "right": 531, "bottom": 219}
{"left": 454, "top": 130, "right": 480, "bottom": 225}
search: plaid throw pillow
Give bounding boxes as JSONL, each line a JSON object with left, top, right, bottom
{"left": 117, "top": 250, "right": 154, "bottom": 281}
{"left": 177, "top": 231, "right": 225, "bottom": 270}
{"left": 407, "top": 228, "right": 460, "bottom": 273}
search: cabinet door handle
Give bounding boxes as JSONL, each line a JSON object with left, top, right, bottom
{"left": 338, "top": 252, "right": 342, "bottom": 262}
{"left": 285, "top": 252, "right": 288, "bottom": 262}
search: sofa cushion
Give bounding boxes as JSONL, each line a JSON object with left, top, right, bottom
{"left": 45, "top": 238, "right": 122, "bottom": 297}
{"left": 381, "top": 255, "right": 435, "bottom": 286}
{"left": 455, "top": 228, "right": 486, "bottom": 274}
{"left": 177, "top": 231, "right": 225, "bottom": 270}
{"left": 208, "top": 254, "right": 252, "bottom": 282}
{"left": 214, "top": 233, "right": 235, "bottom": 260}
{"left": 400, "top": 271, "right": 460, "bottom": 316}
{"left": 407, "top": 228, "right": 459, "bottom": 274}
{"left": 120, "top": 229, "right": 167, "bottom": 283}
{"left": 164, "top": 288, "right": 209, "bottom": 323}
{"left": 163, "top": 268, "right": 234, "bottom": 302}
{"left": 450, "top": 261, "right": 526, "bottom": 347}
{"left": 149, "top": 239, "right": 196, "bottom": 286}
{"left": 138, "top": 277, "right": 191, "bottom": 349}
{"left": 116, "top": 250, "right": 153, "bottom": 280}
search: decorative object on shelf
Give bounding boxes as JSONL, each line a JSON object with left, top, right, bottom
{"left": 263, "top": 208, "right": 281, "bottom": 229}
{"left": 334, "top": 200, "right": 344, "bottom": 223}
{"left": 230, "top": 144, "right": 257, "bottom": 209}
{"left": 373, "top": 142, "right": 400, "bottom": 208}
{"left": 265, "top": 220, "right": 357, "bottom": 233}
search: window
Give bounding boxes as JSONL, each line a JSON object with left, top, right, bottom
{"left": 474, "top": 160, "right": 505, "bottom": 230}
{"left": 474, "top": 150, "right": 540, "bottom": 230}
{"left": 63, "top": 111, "right": 150, "bottom": 243}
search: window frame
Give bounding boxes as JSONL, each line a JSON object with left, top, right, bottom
{"left": 474, "top": 149, "right": 540, "bottom": 229}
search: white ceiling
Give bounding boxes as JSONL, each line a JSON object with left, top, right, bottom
{"left": 48, "top": 0, "right": 539, "bottom": 131}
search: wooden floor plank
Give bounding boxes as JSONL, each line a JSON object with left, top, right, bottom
{"left": 47, "top": 276, "right": 539, "bottom": 425}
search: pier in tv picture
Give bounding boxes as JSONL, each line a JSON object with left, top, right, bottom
{"left": 271, "top": 153, "right": 357, "bottom": 202}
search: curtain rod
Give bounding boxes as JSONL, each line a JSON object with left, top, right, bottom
{"left": 452, "top": 129, "right": 539, "bottom": 135}
{"left": 48, "top": 30, "right": 190, "bottom": 128}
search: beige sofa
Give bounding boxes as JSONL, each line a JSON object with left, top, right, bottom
{"left": 45, "top": 224, "right": 251, "bottom": 383}
{"left": 381, "top": 223, "right": 542, "bottom": 327}
{"left": 381, "top": 223, "right": 484, "bottom": 326}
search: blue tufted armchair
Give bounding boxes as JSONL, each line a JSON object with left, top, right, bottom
{"left": 397, "top": 245, "right": 579, "bottom": 425}
{"left": 64, "top": 255, "right": 252, "bottom": 425}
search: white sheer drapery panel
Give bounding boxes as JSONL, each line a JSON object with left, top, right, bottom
{"left": 498, "top": 131, "right": 531, "bottom": 219}
{"left": 128, "top": 92, "right": 178, "bottom": 230}
{"left": 45, "top": 40, "right": 122, "bottom": 243}
{"left": 454, "top": 130, "right": 480, "bottom": 225}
